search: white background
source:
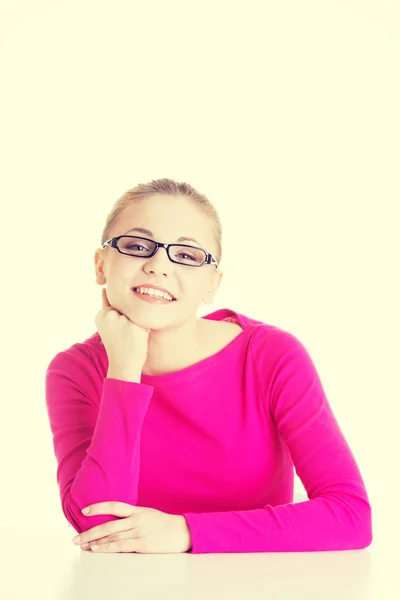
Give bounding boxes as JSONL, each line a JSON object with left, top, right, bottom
{"left": 0, "top": 0, "right": 398, "bottom": 556}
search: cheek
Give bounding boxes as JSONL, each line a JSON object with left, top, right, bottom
{"left": 187, "top": 282, "right": 208, "bottom": 298}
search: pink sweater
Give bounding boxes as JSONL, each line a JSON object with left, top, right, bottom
{"left": 45, "top": 308, "right": 372, "bottom": 553}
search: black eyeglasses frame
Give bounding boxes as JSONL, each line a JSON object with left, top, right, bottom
{"left": 102, "top": 235, "right": 219, "bottom": 269}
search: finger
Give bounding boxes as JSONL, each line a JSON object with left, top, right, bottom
{"left": 84, "top": 501, "right": 135, "bottom": 517}
{"left": 80, "top": 543, "right": 91, "bottom": 550}
{"left": 91, "top": 539, "right": 137, "bottom": 553}
{"left": 75, "top": 504, "right": 135, "bottom": 545}
{"left": 84, "top": 526, "right": 136, "bottom": 549}
{"left": 75, "top": 522, "right": 117, "bottom": 545}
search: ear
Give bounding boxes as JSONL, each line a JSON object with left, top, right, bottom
{"left": 94, "top": 248, "right": 107, "bottom": 285}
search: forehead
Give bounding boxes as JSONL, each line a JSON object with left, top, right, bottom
{"left": 117, "top": 195, "right": 213, "bottom": 247}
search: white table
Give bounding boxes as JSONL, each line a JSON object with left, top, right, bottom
{"left": 1, "top": 495, "right": 397, "bottom": 600}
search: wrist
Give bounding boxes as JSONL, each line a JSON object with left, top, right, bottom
{"left": 106, "top": 366, "right": 142, "bottom": 382}
{"left": 178, "top": 515, "right": 192, "bottom": 553}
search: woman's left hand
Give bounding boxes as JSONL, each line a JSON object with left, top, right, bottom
{"left": 72, "top": 501, "right": 192, "bottom": 554}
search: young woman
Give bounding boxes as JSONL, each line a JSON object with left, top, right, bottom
{"left": 45, "top": 178, "right": 372, "bottom": 554}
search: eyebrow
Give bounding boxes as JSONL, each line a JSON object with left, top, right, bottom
{"left": 123, "top": 227, "right": 202, "bottom": 247}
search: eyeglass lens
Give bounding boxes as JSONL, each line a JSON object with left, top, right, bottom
{"left": 117, "top": 236, "right": 207, "bottom": 266}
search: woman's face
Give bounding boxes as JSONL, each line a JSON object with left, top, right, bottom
{"left": 94, "top": 194, "right": 223, "bottom": 331}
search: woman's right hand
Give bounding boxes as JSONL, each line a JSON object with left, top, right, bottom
{"left": 95, "top": 287, "right": 151, "bottom": 372}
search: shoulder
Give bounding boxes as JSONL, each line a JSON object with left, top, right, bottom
{"left": 245, "top": 322, "right": 312, "bottom": 372}
{"left": 45, "top": 337, "right": 102, "bottom": 400}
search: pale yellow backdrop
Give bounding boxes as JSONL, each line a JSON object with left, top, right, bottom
{"left": 0, "top": 0, "right": 398, "bottom": 561}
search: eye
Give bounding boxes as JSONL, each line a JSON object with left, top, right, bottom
{"left": 178, "top": 253, "right": 196, "bottom": 261}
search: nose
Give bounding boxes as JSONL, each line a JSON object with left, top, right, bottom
{"left": 144, "top": 245, "right": 172, "bottom": 273}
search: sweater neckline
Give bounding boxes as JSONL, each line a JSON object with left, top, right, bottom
{"left": 139, "top": 308, "right": 249, "bottom": 384}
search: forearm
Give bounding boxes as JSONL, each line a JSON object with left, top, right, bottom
{"left": 183, "top": 491, "right": 372, "bottom": 553}
{"left": 65, "top": 377, "right": 154, "bottom": 532}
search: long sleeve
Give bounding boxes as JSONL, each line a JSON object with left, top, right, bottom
{"left": 45, "top": 351, "right": 154, "bottom": 534}
{"left": 182, "top": 334, "right": 373, "bottom": 553}
{"left": 46, "top": 313, "right": 373, "bottom": 552}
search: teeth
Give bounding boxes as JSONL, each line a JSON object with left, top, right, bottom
{"left": 135, "top": 287, "right": 174, "bottom": 301}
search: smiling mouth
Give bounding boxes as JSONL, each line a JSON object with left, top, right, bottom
{"left": 132, "top": 288, "right": 177, "bottom": 301}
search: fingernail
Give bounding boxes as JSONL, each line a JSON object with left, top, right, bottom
{"left": 73, "top": 536, "right": 81, "bottom": 543}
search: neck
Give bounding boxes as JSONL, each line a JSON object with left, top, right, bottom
{"left": 141, "top": 317, "right": 204, "bottom": 376}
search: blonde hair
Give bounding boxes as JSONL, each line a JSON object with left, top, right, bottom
{"left": 101, "top": 178, "right": 223, "bottom": 265}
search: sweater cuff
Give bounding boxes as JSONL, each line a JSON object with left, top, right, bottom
{"left": 182, "top": 513, "right": 200, "bottom": 554}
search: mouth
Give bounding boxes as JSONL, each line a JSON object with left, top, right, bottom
{"left": 132, "top": 287, "right": 177, "bottom": 302}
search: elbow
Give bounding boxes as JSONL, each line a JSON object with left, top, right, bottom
{"left": 61, "top": 489, "right": 85, "bottom": 533}
{"left": 327, "top": 491, "right": 373, "bottom": 550}
{"left": 352, "top": 524, "right": 373, "bottom": 550}
{"left": 350, "top": 500, "right": 373, "bottom": 550}
{"left": 358, "top": 515, "right": 373, "bottom": 550}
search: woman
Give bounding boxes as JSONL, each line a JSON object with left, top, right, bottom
{"left": 45, "top": 178, "right": 373, "bottom": 554}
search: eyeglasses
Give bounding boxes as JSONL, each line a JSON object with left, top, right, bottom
{"left": 102, "top": 235, "right": 219, "bottom": 268}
